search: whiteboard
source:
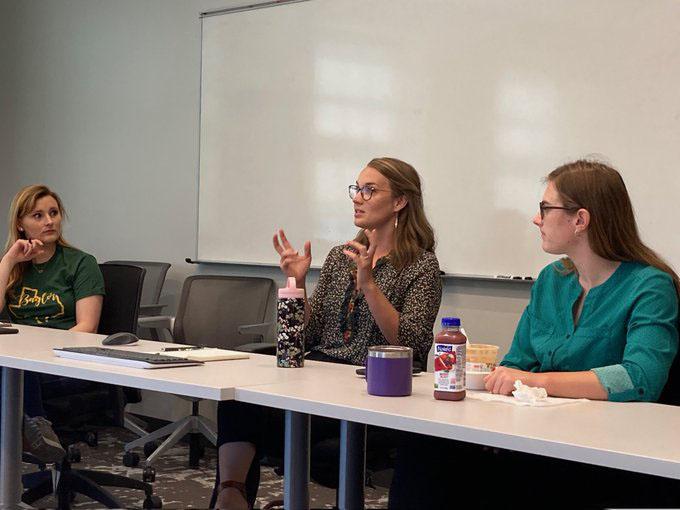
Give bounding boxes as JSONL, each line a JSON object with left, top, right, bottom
{"left": 197, "top": 0, "right": 680, "bottom": 277}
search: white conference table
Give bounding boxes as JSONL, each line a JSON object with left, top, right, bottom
{"left": 237, "top": 364, "right": 680, "bottom": 507}
{"left": 3, "top": 325, "right": 680, "bottom": 509}
{"left": 0, "top": 325, "right": 349, "bottom": 509}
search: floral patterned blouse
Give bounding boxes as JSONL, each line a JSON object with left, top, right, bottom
{"left": 305, "top": 245, "right": 442, "bottom": 366}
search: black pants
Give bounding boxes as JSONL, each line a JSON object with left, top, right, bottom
{"left": 388, "top": 432, "right": 680, "bottom": 509}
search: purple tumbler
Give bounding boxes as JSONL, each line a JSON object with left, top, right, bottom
{"left": 366, "top": 346, "right": 413, "bottom": 397}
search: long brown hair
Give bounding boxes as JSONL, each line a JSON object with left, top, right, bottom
{"left": 4, "top": 185, "right": 70, "bottom": 295}
{"left": 355, "top": 157, "right": 435, "bottom": 270}
{"left": 548, "top": 160, "right": 680, "bottom": 295}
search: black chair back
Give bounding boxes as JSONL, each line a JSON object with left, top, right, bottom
{"left": 98, "top": 264, "right": 146, "bottom": 335}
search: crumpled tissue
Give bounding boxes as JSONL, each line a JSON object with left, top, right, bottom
{"left": 512, "top": 380, "right": 548, "bottom": 404}
{"left": 466, "top": 379, "right": 589, "bottom": 407}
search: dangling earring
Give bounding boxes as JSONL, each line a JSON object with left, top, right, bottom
{"left": 394, "top": 214, "right": 399, "bottom": 229}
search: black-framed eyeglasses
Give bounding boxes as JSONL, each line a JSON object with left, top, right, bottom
{"left": 348, "top": 184, "right": 387, "bottom": 201}
{"left": 539, "top": 201, "right": 580, "bottom": 220}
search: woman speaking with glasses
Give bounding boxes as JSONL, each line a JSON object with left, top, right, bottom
{"left": 213, "top": 157, "right": 442, "bottom": 509}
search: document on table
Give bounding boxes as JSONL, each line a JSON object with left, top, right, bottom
{"left": 467, "top": 391, "right": 589, "bottom": 407}
{"left": 155, "top": 348, "right": 250, "bottom": 362}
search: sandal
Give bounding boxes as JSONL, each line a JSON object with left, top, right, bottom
{"left": 216, "top": 480, "right": 250, "bottom": 510}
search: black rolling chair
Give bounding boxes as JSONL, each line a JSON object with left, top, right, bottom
{"left": 22, "top": 263, "right": 162, "bottom": 509}
{"left": 104, "top": 260, "right": 171, "bottom": 339}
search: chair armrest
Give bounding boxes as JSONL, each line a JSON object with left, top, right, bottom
{"left": 235, "top": 342, "right": 277, "bottom": 355}
{"left": 237, "top": 322, "right": 274, "bottom": 337}
{"left": 139, "top": 304, "right": 167, "bottom": 317}
{"left": 137, "top": 315, "right": 175, "bottom": 339}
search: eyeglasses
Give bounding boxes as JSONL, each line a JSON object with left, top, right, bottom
{"left": 348, "top": 184, "right": 388, "bottom": 201}
{"left": 539, "top": 201, "right": 580, "bottom": 220}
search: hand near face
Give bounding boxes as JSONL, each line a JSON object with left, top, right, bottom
{"left": 4, "top": 239, "right": 46, "bottom": 265}
{"left": 343, "top": 229, "right": 377, "bottom": 292}
{"left": 272, "top": 229, "right": 311, "bottom": 285}
{"left": 484, "top": 366, "right": 539, "bottom": 395}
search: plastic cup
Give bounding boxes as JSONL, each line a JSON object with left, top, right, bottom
{"left": 466, "top": 343, "right": 499, "bottom": 390}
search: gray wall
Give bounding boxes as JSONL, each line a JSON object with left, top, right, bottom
{"left": 1, "top": 1, "right": 531, "bottom": 365}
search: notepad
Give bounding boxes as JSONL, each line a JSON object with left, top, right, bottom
{"left": 156, "top": 348, "right": 250, "bottom": 362}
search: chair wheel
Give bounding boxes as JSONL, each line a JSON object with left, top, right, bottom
{"left": 85, "top": 431, "right": 98, "bottom": 448}
{"left": 123, "top": 451, "right": 140, "bottom": 467}
{"left": 67, "top": 445, "right": 81, "bottom": 463}
{"left": 143, "top": 466, "right": 156, "bottom": 483}
{"left": 143, "top": 495, "right": 162, "bottom": 509}
{"left": 144, "top": 440, "right": 160, "bottom": 458}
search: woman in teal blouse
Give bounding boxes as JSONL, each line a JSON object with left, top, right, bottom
{"left": 390, "top": 160, "right": 680, "bottom": 509}
{"left": 485, "top": 159, "right": 679, "bottom": 401}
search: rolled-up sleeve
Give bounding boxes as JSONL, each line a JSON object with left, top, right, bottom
{"left": 396, "top": 254, "right": 442, "bottom": 364}
{"left": 592, "top": 272, "right": 679, "bottom": 402}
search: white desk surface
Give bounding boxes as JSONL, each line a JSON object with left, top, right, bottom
{"left": 0, "top": 325, "right": 350, "bottom": 400}
{"left": 5, "top": 325, "right": 680, "bottom": 479}
{"left": 236, "top": 369, "right": 680, "bottom": 480}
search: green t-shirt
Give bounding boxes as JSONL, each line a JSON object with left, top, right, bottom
{"left": 6, "top": 245, "right": 105, "bottom": 330}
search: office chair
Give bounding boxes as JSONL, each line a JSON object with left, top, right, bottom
{"left": 103, "top": 260, "right": 172, "bottom": 439}
{"left": 104, "top": 260, "right": 171, "bottom": 339}
{"left": 123, "top": 275, "right": 277, "bottom": 475}
{"left": 22, "top": 264, "right": 162, "bottom": 509}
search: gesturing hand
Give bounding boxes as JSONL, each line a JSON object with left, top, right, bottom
{"left": 343, "top": 229, "right": 377, "bottom": 292}
{"left": 273, "top": 229, "right": 311, "bottom": 286}
{"left": 4, "top": 239, "right": 46, "bottom": 265}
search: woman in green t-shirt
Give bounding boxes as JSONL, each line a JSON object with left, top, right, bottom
{"left": 0, "top": 184, "right": 106, "bottom": 462}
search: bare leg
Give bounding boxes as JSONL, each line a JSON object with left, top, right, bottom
{"left": 215, "top": 441, "right": 256, "bottom": 510}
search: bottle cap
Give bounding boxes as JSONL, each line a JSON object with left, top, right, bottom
{"left": 441, "top": 317, "right": 461, "bottom": 327}
{"left": 278, "top": 276, "right": 305, "bottom": 299}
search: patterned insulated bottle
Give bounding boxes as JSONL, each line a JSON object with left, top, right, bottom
{"left": 276, "top": 276, "right": 305, "bottom": 368}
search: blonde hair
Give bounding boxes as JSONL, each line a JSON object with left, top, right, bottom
{"left": 355, "top": 157, "right": 435, "bottom": 270}
{"left": 548, "top": 160, "right": 680, "bottom": 295}
{"left": 4, "top": 185, "right": 70, "bottom": 295}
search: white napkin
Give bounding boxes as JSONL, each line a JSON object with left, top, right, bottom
{"left": 467, "top": 380, "right": 589, "bottom": 407}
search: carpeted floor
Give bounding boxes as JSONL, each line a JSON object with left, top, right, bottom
{"left": 21, "top": 425, "right": 389, "bottom": 509}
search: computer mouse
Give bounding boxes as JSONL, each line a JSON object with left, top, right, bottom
{"left": 102, "top": 332, "right": 139, "bottom": 346}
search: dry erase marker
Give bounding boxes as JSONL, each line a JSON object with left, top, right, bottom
{"left": 496, "top": 275, "right": 511, "bottom": 279}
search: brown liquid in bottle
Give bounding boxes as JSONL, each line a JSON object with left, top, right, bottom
{"left": 433, "top": 318, "right": 466, "bottom": 401}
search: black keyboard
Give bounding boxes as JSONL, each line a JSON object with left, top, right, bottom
{"left": 54, "top": 347, "right": 202, "bottom": 365}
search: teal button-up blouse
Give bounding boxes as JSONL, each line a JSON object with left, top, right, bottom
{"left": 501, "top": 261, "right": 679, "bottom": 402}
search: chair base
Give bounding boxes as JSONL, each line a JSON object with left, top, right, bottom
{"left": 22, "top": 461, "right": 157, "bottom": 510}
{"left": 125, "top": 414, "right": 217, "bottom": 468}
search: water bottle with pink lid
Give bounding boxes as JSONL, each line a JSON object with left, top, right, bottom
{"left": 276, "top": 276, "right": 305, "bottom": 367}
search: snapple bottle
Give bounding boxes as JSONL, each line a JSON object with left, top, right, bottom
{"left": 433, "top": 317, "right": 466, "bottom": 401}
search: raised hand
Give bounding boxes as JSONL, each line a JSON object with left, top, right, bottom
{"left": 3, "top": 239, "right": 46, "bottom": 265}
{"left": 272, "top": 229, "right": 311, "bottom": 286}
{"left": 343, "top": 229, "right": 377, "bottom": 292}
